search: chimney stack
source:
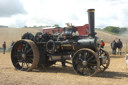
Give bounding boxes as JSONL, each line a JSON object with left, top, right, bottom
{"left": 87, "top": 9, "right": 96, "bottom": 38}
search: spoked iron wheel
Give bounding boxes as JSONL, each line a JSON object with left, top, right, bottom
{"left": 72, "top": 48, "right": 100, "bottom": 76}
{"left": 99, "top": 49, "right": 110, "bottom": 72}
{"left": 11, "top": 39, "right": 39, "bottom": 71}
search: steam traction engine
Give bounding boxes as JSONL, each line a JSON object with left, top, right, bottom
{"left": 11, "top": 9, "right": 110, "bottom": 76}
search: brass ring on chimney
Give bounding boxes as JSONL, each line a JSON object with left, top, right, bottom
{"left": 88, "top": 9, "right": 95, "bottom": 12}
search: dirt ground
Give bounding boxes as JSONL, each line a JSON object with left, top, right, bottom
{"left": 0, "top": 52, "right": 128, "bottom": 85}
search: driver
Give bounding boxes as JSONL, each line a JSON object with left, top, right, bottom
{"left": 65, "top": 23, "right": 79, "bottom": 36}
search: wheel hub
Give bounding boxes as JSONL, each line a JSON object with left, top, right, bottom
{"left": 82, "top": 61, "right": 87, "bottom": 66}
{"left": 22, "top": 53, "right": 26, "bottom": 60}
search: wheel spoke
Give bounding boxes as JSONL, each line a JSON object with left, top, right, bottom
{"left": 87, "top": 56, "right": 94, "bottom": 62}
{"left": 26, "top": 48, "right": 32, "bottom": 54}
{"left": 88, "top": 58, "right": 96, "bottom": 63}
{"left": 21, "top": 43, "right": 25, "bottom": 53}
{"left": 24, "top": 43, "right": 28, "bottom": 53}
{"left": 88, "top": 63, "right": 96, "bottom": 66}
{"left": 21, "top": 62, "right": 25, "bottom": 70}
{"left": 26, "top": 58, "right": 33, "bottom": 63}
{"left": 16, "top": 59, "right": 24, "bottom": 65}
{"left": 83, "top": 52, "right": 87, "bottom": 61}
{"left": 78, "top": 54, "right": 83, "bottom": 61}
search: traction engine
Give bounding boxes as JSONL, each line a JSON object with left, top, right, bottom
{"left": 11, "top": 9, "right": 110, "bottom": 76}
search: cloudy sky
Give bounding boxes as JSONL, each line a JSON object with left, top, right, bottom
{"left": 0, "top": 0, "right": 128, "bottom": 28}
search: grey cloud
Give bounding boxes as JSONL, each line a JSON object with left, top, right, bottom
{"left": 0, "top": 0, "right": 26, "bottom": 17}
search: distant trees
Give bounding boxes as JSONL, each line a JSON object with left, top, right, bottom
{"left": 104, "top": 26, "right": 127, "bottom": 34}
{"left": 23, "top": 24, "right": 60, "bottom": 28}
{"left": 23, "top": 25, "right": 52, "bottom": 28}
{"left": 0, "top": 25, "right": 8, "bottom": 28}
{"left": 53, "top": 24, "right": 59, "bottom": 27}
{"left": 24, "top": 26, "right": 27, "bottom": 28}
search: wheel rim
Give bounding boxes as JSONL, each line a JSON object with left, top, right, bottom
{"left": 99, "top": 49, "right": 110, "bottom": 72}
{"left": 72, "top": 48, "right": 100, "bottom": 76}
{"left": 11, "top": 40, "right": 39, "bottom": 71}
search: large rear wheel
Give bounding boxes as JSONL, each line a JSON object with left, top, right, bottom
{"left": 11, "top": 39, "right": 39, "bottom": 71}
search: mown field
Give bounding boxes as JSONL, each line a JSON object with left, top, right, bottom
{"left": 0, "top": 52, "right": 128, "bottom": 85}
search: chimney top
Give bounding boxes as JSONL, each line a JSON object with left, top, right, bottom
{"left": 87, "top": 9, "right": 95, "bottom": 12}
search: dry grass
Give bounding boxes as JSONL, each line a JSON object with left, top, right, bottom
{"left": 0, "top": 53, "right": 128, "bottom": 85}
{"left": 96, "top": 30, "right": 128, "bottom": 43}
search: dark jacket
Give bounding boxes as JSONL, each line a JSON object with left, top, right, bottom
{"left": 116, "top": 41, "right": 123, "bottom": 48}
{"left": 3, "top": 43, "right": 6, "bottom": 49}
{"left": 111, "top": 41, "right": 116, "bottom": 49}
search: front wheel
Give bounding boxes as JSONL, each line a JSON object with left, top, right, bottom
{"left": 72, "top": 48, "right": 100, "bottom": 76}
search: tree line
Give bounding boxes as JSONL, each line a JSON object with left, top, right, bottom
{"left": 97, "top": 26, "right": 128, "bottom": 34}
{"left": 24, "top": 24, "right": 59, "bottom": 28}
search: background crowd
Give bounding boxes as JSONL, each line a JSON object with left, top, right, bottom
{"left": 111, "top": 39, "right": 123, "bottom": 55}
